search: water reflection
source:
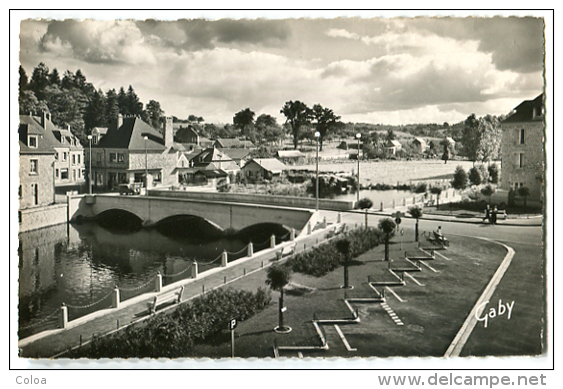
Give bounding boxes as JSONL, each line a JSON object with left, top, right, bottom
{"left": 18, "top": 219, "right": 289, "bottom": 339}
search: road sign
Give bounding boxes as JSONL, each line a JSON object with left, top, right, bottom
{"left": 229, "top": 318, "right": 237, "bottom": 330}
{"left": 395, "top": 217, "right": 402, "bottom": 225}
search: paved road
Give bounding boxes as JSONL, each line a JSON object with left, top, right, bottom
{"left": 333, "top": 209, "right": 546, "bottom": 357}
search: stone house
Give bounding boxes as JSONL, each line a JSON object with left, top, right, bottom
{"left": 90, "top": 114, "right": 179, "bottom": 190}
{"left": 241, "top": 158, "right": 287, "bottom": 182}
{"left": 384, "top": 139, "right": 402, "bottom": 156}
{"left": 412, "top": 137, "right": 428, "bottom": 153}
{"left": 500, "top": 94, "right": 545, "bottom": 206}
{"left": 19, "top": 115, "right": 56, "bottom": 209}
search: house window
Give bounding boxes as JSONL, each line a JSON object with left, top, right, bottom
{"left": 55, "top": 169, "right": 59, "bottom": 178}
{"left": 61, "top": 168, "right": 69, "bottom": 180}
{"left": 28, "top": 135, "right": 38, "bottom": 148}
{"left": 518, "top": 153, "right": 524, "bottom": 168}
{"left": 72, "top": 154, "right": 76, "bottom": 165}
{"left": 18, "top": 185, "right": 22, "bottom": 199}
{"left": 519, "top": 129, "right": 525, "bottom": 145}
{"left": 30, "top": 159, "right": 38, "bottom": 174}
{"left": 97, "top": 153, "right": 102, "bottom": 163}
{"left": 73, "top": 169, "right": 77, "bottom": 181}
{"left": 154, "top": 172, "right": 162, "bottom": 183}
{"left": 117, "top": 153, "right": 125, "bottom": 162}
{"left": 109, "top": 153, "right": 117, "bottom": 162}
{"left": 77, "top": 154, "right": 81, "bottom": 164}
{"left": 62, "top": 152, "right": 67, "bottom": 161}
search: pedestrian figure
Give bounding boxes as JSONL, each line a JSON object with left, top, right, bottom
{"left": 483, "top": 205, "right": 490, "bottom": 223}
{"left": 491, "top": 206, "right": 498, "bottom": 225}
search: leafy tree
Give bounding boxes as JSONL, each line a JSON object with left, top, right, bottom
{"left": 476, "top": 115, "right": 502, "bottom": 163}
{"left": 312, "top": 104, "right": 341, "bottom": 151}
{"left": 488, "top": 163, "right": 500, "bottom": 184}
{"left": 480, "top": 184, "right": 495, "bottom": 205}
{"left": 378, "top": 218, "right": 396, "bottom": 261}
{"left": 19, "top": 90, "right": 48, "bottom": 115}
{"left": 83, "top": 89, "right": 107, "bottom": 131}
{"left": 19, "top": 65, "right": 28, "bottom": 91}
{"left": 452, "top": 165, "right": 468, "bottom": 190}
{"left": 461, "top": 113, "right": 481, "bottom": 162}
{"left": 518, "top": 187, "right": 530, "bottom": 208}
{"left": 336, "top": 238, "right": 352, "bottom": 289}
{"left": 468, "top": 166, "right": 482, "bottom": 186}
{"left": 28, "top": 62, "right": 50, "bottom": 100}
{"left": 265, "top": 264, "right": 292, "bottom": 332}
{"left": 144, "top": 100, "right": 164, "bottom": 130}
{"left": 104, "top": 88, "right": 120, "bottom": 126}
{"left": 48, "top": 68, "right": 61, "bottom": 87}
{"left": 233, "top": 108, "right": 256, "bottom": 139}
{"left": 408, "top": 206, "right": 423, "bottom": 242}
{"left": 280, "top": 100, "right": 312, "bottom": 149}
{"left": 255, "top": 114, "right": 283, "bottom": 145}
{"left": 385, "top": 129, "right": 396, "bottom": 142}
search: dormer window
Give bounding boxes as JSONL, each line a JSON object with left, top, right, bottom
{"left": 28, "top": 135, "right": 38, "bottom": 148}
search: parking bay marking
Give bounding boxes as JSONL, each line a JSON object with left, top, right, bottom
{"left": 419, "top": 260, "right": 440, "bottom": 273}
{"left": 404, "top": 272, "right": 424, "bottom": 286}
{"left": 334, "top": 324, "right": 357, "bottom": 351}
{"left": 385, "top": 286, "right": 406, "bottom": 302}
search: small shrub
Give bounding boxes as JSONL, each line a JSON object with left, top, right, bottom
{"left": 414, "top": 182, "right": 427, "bottom": 193}
{"left": 452, "top": 165, "right": 468, "bottom": 190}
{"left": 488, "top": 164, "right": 500, "bottom": 184}
{"left": 357, "top": 197, "right": 373, "bottom": 209}
{"left": 468, "top": 167, "right": 482, "bottom": 186}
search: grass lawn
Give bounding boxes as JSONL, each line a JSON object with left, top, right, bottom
{"left": 186, "top": 233, "right": 519, "bottom": 358}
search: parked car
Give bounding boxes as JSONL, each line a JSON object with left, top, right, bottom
{"left": 118, "top": 182, "right": 142, "bottom": 195}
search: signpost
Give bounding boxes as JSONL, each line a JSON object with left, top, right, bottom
{"left": 229, "top": 318, "right": 237, "bottom": 358}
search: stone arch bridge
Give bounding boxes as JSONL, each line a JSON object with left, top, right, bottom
{"left": 68, "top": 194, "right": 319, "bottom": 235}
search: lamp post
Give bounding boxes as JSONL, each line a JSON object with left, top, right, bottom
{"left": 314, "top": 131, "right": 320, "bottom": 211}
{"left": 144, "top": 135, "right": 148, "bottom": 195}
{"left": 87, "top": 135, "right": 92, "bottom": 195}
{"left": 356, "top": 133, "right": 361, "bottom": 202}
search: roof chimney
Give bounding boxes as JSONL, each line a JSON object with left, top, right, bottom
{"left": 164, "top": 116, "right": 173, "bottom": 148}
{"left": 41, "top": 111, "right": 48, "bottom": 128}
{"left": 117, "top": 113, "right": 123, "bottom": 128}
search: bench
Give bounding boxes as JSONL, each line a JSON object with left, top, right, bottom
{"left": 148, "top": 286, "right": 184, "bottom": 314}
{"left": 425, "top": 199, "right": 435, "bottom": 207}
{"left": 433, "top": 231, "right": 449, "bottom": 247}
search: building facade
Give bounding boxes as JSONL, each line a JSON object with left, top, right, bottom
{"left": 500, "top": 94, "right": 544, "bottom": 205}
{"left": 90, "top": 114, "right": 179, "bottom": 190}
{"left": 19, "top": 115, "right": 56, "bottom": 209}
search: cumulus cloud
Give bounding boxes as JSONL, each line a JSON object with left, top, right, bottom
{"left": 19, "top": 16, "right": 545, "bottom": 124}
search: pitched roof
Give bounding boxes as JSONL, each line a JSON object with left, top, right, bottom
{"left": 214, "top": 138, "right": 242, "bottom": 148}
{"left": 19, "top": 115, "right": 58, "bottom": 155}
{"left": 95, "top": 116, "right": 165, "bottom": 151}
{"left": 220, "top": 148, "right": 252, "bottom": 160}
{"left": 502, "top": 94, "right": 544, "bottom": 123}
{"left": 174, "top": 126, "right": 199, "bottom": 143}
{"left": 386, "top": 139, "right": 402, "bottom": 147}
{"left": 243, "top": 158, "right": 287, "bottom": 173}
{"left": 276, "top": 150, "right": 304, "bottom": 158}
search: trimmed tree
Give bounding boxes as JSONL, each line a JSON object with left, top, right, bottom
{"left": 518, "top": 187, "right": 531, "bottom": 208}
{"left": 265, "top": 264, "right": 292, "bottom": 333}
{"left": 378, "top": 218, "right": 396, "bottom": 261}
{"left": 336, "top": 238, "right": 352, "bottom": 289}
{"left": 468, "top": 166, "right": 482, "bottom": 186}
{"left": 408, "top": 205, "right": 423, "bottom": 242}
{"left": 452, "top": 165, "right": 468, "bottom": 190}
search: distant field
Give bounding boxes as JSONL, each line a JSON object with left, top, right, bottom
{"left": 296, "top": 159, "right": 478, "bottom": 185}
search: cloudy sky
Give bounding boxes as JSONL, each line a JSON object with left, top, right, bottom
{"left": 18, "top": 11, "right": 546, "bottom": 125}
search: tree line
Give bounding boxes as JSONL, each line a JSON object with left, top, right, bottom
{"left": 19, "top": 63, "right": 166, "bottom": 145}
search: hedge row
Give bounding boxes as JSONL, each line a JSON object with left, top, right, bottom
{"left": 69, "top": 287, "right": 271, "bottom": 359}
{"left": 284, "top": 227, "right": 384, "bottom": 277}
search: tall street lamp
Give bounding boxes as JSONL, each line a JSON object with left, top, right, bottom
{"left": 314, "top": 131, "right": 320, "bottom": 211}
{"left": 144, "top": 135, "right": 148, "bottom": 195}
{"left": 356, "top": 133, "right": 361, "bottom": 202}
{"left": 87, "top": 135, "right": 92, "bottom": 195}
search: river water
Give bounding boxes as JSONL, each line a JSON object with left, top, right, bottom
{"left": 18, "top": 220, "right": 287, "bottom": 339}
